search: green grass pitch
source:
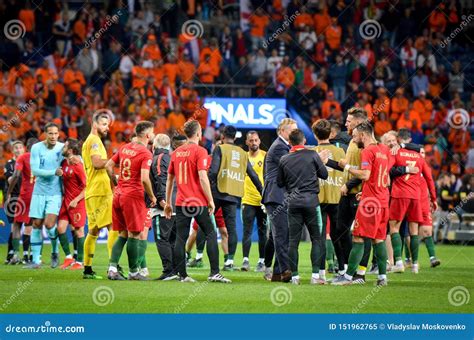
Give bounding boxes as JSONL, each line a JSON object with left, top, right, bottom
{"left": 0, "top": 243, "right": 472, "bottom": 313}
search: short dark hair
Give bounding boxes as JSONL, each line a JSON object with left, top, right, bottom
{"left": 329, "top": 120, "right": 341, "bottom": 133}
{"left": 66, "top": 138, "right": 81, "bottom": 155}
{"left": 312, "top": 119, "right": 331, "bottom": 140}
{"left": 289, "top": 129, "right": 305, "bottom": 146}
{"left": 347, "top": 107, "right": 368, "bottom": 121}
{"left": 93, "top": 109, "right": 111, "bottom": 123}
{"left": 171, "top": 134, "right": 187, "bottom": 149}
{"left": 246, "top": 130, "right": 259, "bottom": 139}
{"left": 353, "top": 121, "right": 374, "bottom": 136}
{"left": 223, "top": 125, "right": 237, "bottom": 139}
{"left": 183, "top": 120, "right": 201, "bottom": 138}
{"left": 398, "top": 128, "right": 411, "bottom": 141}
{"left": 44, "top": 122, "right": 59, "bottom": 133}
{"left": 135, "top": 121, "right": 154, "bottom": 137}
{"left": 26, "top": 137, "right": 38, "bottom": 151}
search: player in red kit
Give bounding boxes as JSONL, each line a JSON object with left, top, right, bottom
{"left": 165, "top": 120, "right": 231, "bottom": 283}
{"left": 106, "top": 121, "right": 157, "bottom": 281}
{"left": 332, "top": 122, "right": 393, "bottom": 286}
{"left": 5, "top": 138, "right": 38, "bottom": 264}
{"left": 389, "top": 129, "right": 437, "bottom": 274}
{"left": 57, "top": 139, "right": 87, "bottom": 270}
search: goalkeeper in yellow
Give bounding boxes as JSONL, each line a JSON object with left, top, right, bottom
{"left": 82, "top": 110, "right": 119, "bottom": 279}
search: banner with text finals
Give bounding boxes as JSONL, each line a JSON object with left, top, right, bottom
{"left": 0, "top": 314, "right": 472, "bottom": 339}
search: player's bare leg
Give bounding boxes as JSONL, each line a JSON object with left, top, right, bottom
{"left": 138, "top": 228, "right": 149, "bottom": 277}
{"left": 408, "top": 222, "right": 420, "bottom": 273}
{"left": 108, "top": 230, "right": 127, "bottom": 280}
{"left": 389, "top": 220, "right": 405, "bottom": 273}
{"left": 57, "top": 219, "right": 74, "bottom": 269}
{"left": 219, "top": 227, "right": 229, "bottom": 260}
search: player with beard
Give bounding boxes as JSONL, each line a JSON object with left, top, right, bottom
{"left": 332, "top": 122, "right": 393, "bottom": 286}
{"left": 82, "top": 110, "right": 118, "bottom": 279}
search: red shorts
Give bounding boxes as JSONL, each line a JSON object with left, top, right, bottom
{"left": 353, "top": 207, "right": 389, "bottom": 240}
{"left": 112, "top": 193, "right": 148, "bottom": 233}
{"left": 192, "top": 208, "right": 226, "bottom": 231}
{"left": 58, "top": 200, "right": 86, "bottom": 228}
{"left": 420, "top": 199, "right": 432, "bottom": 226}
{"left": 13, "top": 194, "right": 32, "bottom": 224}
{"left": 389, "top": 197, "right": 423, "bottom": 223}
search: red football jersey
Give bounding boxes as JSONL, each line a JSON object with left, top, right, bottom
{"left": 360, "top": 144, "right": 392, "bottom": 208}
{"left": 111, "top": 142, "right": 152, "bottom": 199}
{"left": 61, "top": 159, "right": 86, "bottom": 206}
{"left": 420, "top": 161, "right": 437, "bottom": 201}
{"left": 169, "top": 142, "right": 209, "bottom": 207}
{"left": 391, "top": 148, "right": 426, "bottom": 199}
{"left": 15, "top": 152, "right": 34, "bottom": 198}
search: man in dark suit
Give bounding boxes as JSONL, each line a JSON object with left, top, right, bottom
{"left": 262, "top": 118, "right": 297, "bottom": 282}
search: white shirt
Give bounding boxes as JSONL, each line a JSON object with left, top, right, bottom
{"left": 119, "top": 55, "right": 134, "bottom": 78}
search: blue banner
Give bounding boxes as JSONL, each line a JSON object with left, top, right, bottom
{"left": 0, "top": 314, "right": 472, "bottom": 339}
{"left": 204, "top": 97, "right": 287, "bottom": 129}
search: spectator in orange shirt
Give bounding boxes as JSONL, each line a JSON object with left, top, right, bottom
{"left": 397, "top": 109, "right": 414, "bottom": 130}
{"left": 413, "top": 91, "right": 433, "bottom": 123}
{"left": 374, "top": 112, "right": 392, "bottom": 137}
{"left": 373, "top": 87, "right": 391, "bottom": 119}
{"left": 154, "top": 107, "right": 169, "bottom": 134}
{"left": 321, "top": 91, "right": 342, "bottom": 118}
{"left": 325, "top": 17, "right": 342, "bottom": 51}
{"left": 428, "top": 74, "right": 442, "bottom": 99}
{"left": 178, "top": 54, "right": 196, "bottom": 83}
{"left": 429, "top": 4, "right": 447, "bottom": 33}
{"left": 294, "top": 7, "right": 313, "bottom": 31}
{"left": 199, "top": 38, "right": 222, "bottom": 78}
{"left": 63, "top": 62, "right": 86, "bottom": 102}
{"left": 132, "top": 58, "right": 148, "bottom": 89}
{"left": 35, "top": 60, "right": 57, "bottom": 85}
{"left": 141, "top": 35, "right": 162, "bottom": 61}
{"left": 197, "top": 54, "right": 215, "bottom": 83}
{"left": 275, "top": 57, "right": 295, "bottom": 94}
{"left": 167, "top": 103, "right": 186, "bottom": 132}
{"left": 249, "top": 8, "right": 270, "bottom": 51}
{"left": 313, "top": 4, "right": 331, "bottom": 35}
{"left": 163, "top": 55, "right": 179, "bottom": 88}
{"left": 19, "top": 2, "right": 35, "bottom": 34}
{"left": 390, "top": 88, "right": 408, "bottom": 121}
{"left": 448, "top": 127, "right": 470, "bottom": 154}
{"left": 72, "top": 11, "right": 87, "bottom": 54}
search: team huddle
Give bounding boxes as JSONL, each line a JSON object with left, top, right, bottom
{"left": 3, "top": 106, "right": 440, "bottom": 286}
